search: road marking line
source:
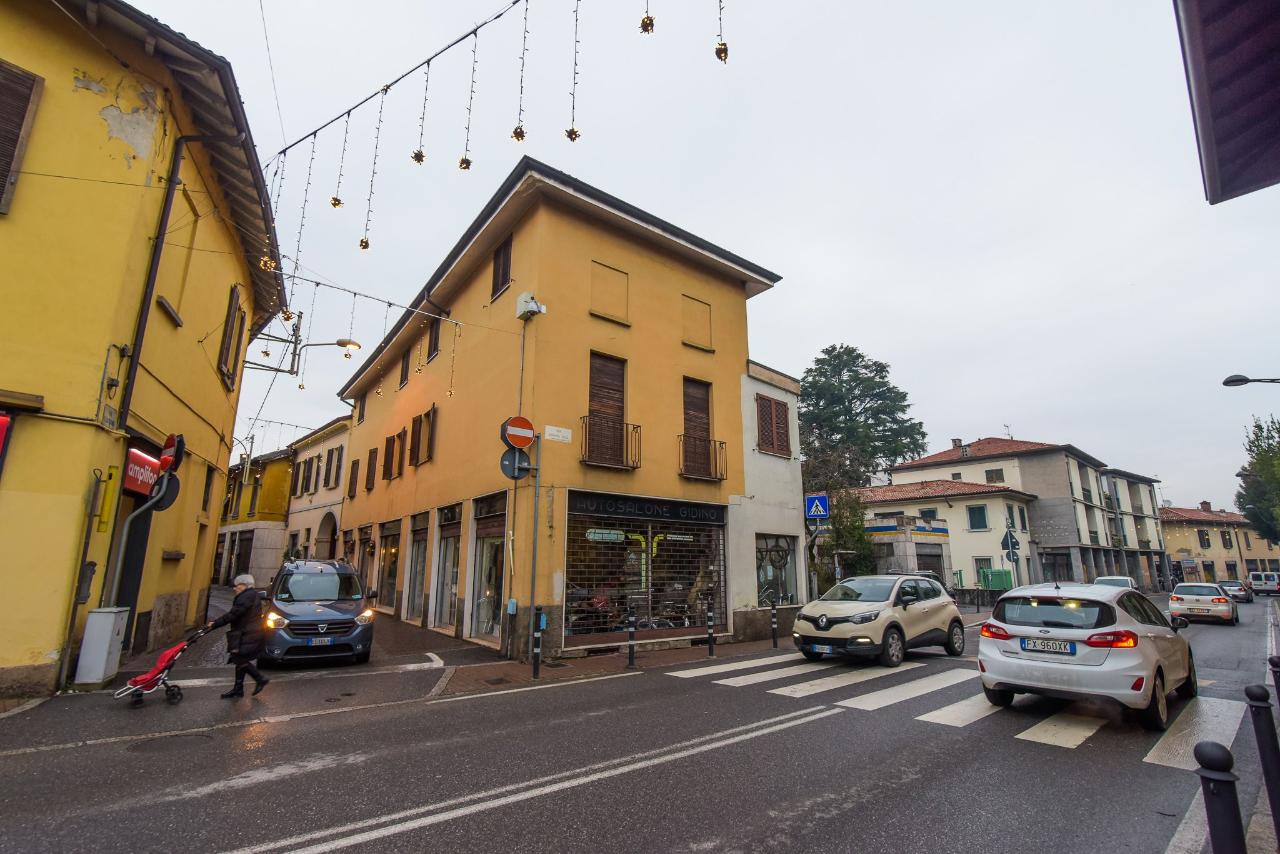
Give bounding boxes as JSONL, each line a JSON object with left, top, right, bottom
{"left": 0, "top": 698, "right": 46, "bottom": 720}
{"left": 767, "top": 662, "right": 922, "bottom": 698}
{"left": 237, "top": 708, "right": 846, "bottom": 854}
{"left": 1197, "top": 679, "right": 1216, "bottom": 687}
{"left": 836, "top": 669, "right": 977, "bottom": 711}
{"left": 1014, "top": 712, "right": 1107, "bottom": 748}
{"left": 714, "top": 661, "right": 839, "bottom": 687}
{"left": 92, "top": 659, "right": 445, "bottom": 692}
{"left": 0, "top": 672, "right": 641, "bottom": 758}
{"left": 1143, "top": 697, "right": 1247, "bottom": 770}
{"left": 223, "top": 707, "right": 828, "bottom": 854}
{"left": 1163, "top": 788, "right": 1208, "bottom": 854}
{"left": 916, "top": 693, "right": 1005, "bottom": 728}
{"left": 667, "top": 653, "right": 800, "bottom": 678}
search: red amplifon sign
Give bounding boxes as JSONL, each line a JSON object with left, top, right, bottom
{"left": 0, "top": 412, "right": 13, "bottom": 481}
{"left": 123, "top": 448, "right": 162, "bottom": 496}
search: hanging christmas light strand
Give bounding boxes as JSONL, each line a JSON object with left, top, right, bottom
{"left": 460, "top": 31, "right": 479, "bottom": 170}
{"left": 375, "top": 301, "right": 392, "bottom": 395}
{"left": 512, "top": 0, "right": 530, "bottom": 141}
{"left": 345, "top": 291, "right": 358, "bottom": 358}
{"left": 331, "top": 111, "right": 350, "bottom": 207}
{"left": 566, "top": 0, "right": 582, "bottom": 141}
{"left": 715, "top": 0, "right": 728, "bottom": 62}
{"left": 360, "top": 88, "right": 389, "bottom": 250}
{"left": 270, "top": 150, "right": 288, "bottom": 222}
{"left": 286, "top": 134, "right": 318, "bottom": 312}
{"left": 640, "top": 0, "right": 654, "bottom": 34}
{"left": 412, "top": 62, "right": 431, "bottom": 164}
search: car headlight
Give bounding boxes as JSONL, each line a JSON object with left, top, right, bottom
{"left": 265, "top": 611, "right": 289, "bottom": 629}
{"left": 355, "top": 609, "right": 375, "bottom": 625}
{"left": 852, "top": 610, "right": 880, "bottom": 625}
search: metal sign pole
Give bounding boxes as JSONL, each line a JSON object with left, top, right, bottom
{"left": 527, "top": 434, "right": 542, "bottom": 659}
{"left": 107, "top": 472, "right": 171, "bottom": 606}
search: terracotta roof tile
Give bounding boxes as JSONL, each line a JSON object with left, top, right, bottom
{"left": 892, "top": 438, "right": 1062, "bottom": 471}
{"left": 854, "top": 480, "right": 1035, "bottom": 503}
{"left": 1158, "top": 506, "right": 1250, "bottom": 525}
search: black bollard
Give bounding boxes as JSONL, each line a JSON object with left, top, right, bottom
{"left": 532, "top": 605, "right": 543, "bottom": 680}
{"left": 1194, "top": 741, "right": 1247, "bottom": 854}
{"left": 626, "top": 607, "right": 637, "bottom": 670}
{"left": 1269, "top": 656, "right": 1280, "bottom": 701}
{"left": 706, "top": 586, "right": 716, "bottom": 658}
{"left": 1246, "top": 685, "right": 1280, "bottom": 842}
{"left": 770, "top": 599, "right": 778, "bottom": 649}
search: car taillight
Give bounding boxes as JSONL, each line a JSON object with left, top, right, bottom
{"left": 980, "top": 623, "right": 1011, "bottom": 640}
{"left": 1211, "top": 597, "right": 1229, "bottom": 604}
{"left": 1084, "top": 630, "right": 1139, "bottom": 649}
{"left": 1169, "top": 595, "right": 1183, "bottom": 602}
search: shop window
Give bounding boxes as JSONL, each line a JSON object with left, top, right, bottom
{"left": 755, "top": 394, "right": 791, "bottom": 457}
{"left": 755, "top": 535, "right": 797, "bottom": 606}
{"left": 492, "top": 235, "right": 512, "bottom": 299}
{"left": 433, "top": 504, "right": 462, "bottom": 629}
{"left": 0, "top": 58, "right": 43, "bottom": 215}
{"left": 985, "top": 468, "right": 1005, "bottom": 484}
{"left": 377, "top": 522, "right": 400, "bottom": 611}
{"left": 967, "top": 505, "right": 988, "bottom": 530}
{"left": 590, "top": 261, "right": 629, "bottom": 323}
{"left": 406, "top": 519, "right": 429, "bottom": 622}
{"left": 1197, "top": 529, "right": 1211, "bottom": 549}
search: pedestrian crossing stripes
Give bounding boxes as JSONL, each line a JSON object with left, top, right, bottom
{"left": 666, "top": 655, "right": 1248, "bottom": 760}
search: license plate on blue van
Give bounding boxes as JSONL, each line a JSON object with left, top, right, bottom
{"left": 309, "top": 637, "right": 333, "bottom": 646}
{"left": 1020, "top": 638, "right": 1075, "bottom": 655}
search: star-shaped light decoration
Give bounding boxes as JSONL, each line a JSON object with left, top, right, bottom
{"left": 565, "top": 127, "right": 581, "bottom": 142}
{"left": 511, "top": 125, "right": 526, "bottom": 142}
{"left": 459, "top": 157, "right": 472, "bottom": 170}
{"left": 330, "top": 196, "right": 343, "bottom": 208}
{"left": 715, "top": 41, "right": 728, "bottom": 63}
{"left": 640, "top": 14, "right": 654, "bottom": 33}
{"left": 258, "top": 255, "right": 278, "bottom": 272}
{"left": 281, "top": 309, "right": 295, "bottom": 322}
{"left": 359, "top": 237, "right": 370, "bottom": 250}
{"left": 411, "top": 149, "right": 425, "bottom": 164}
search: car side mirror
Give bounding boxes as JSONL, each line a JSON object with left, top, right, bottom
{"left": 900, "top": 594, "right": 919, "bottom": 606}
{"left": 1171, "top": 616, "right": 1189, "bottom": 631}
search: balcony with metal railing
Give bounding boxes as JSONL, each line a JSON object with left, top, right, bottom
{"left": 1082, "top": 487, "right": 1094, "bottom": 504}
{"left": 678, "top": 434, "right": 727, "bottom": 481}
{"left": 1089, "top": 531, "right": 1101, "bottom": 545}
{"left": 580, "top": 415, "right": 641, "bottom": 470}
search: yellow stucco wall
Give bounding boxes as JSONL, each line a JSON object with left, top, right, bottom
{"left": 340, "top": 193, "right": 753, "bottom": 649}
{"left": 0, "top": 1, "right": 259, "bottom": 694}
{"left": 1163, "top": 521, "right": 1271, "bottom": 582}
{"left": 223, "top": 458, "right": 293, "bottom": 526}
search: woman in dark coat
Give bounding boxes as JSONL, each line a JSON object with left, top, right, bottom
{"left": 206, "top": 574, "right": 269, "bottom": 698}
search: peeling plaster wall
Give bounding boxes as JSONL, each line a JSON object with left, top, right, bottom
{"left": 71, "top": 67, "right": 164, "bottom": 169}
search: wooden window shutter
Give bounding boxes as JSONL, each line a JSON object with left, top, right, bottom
{"left": 588, "top": 353, "right": 626, "bottom": 465}
{"left": 428, "top": 316, "right": 444, "bottom": 360}
{"left": 756, "top": 395, "right": 775, "bottom": 453}
{"left": 216, "top": 287, "right": 241, "bottom": 383}
{"left": 302, "top": 457, "right": 313, "bottom": 492}
{"left": 772, "top": 399, "right": 791, "bottom": 457}
{"left": 396, "top": 428, "right": 407, "bottom": 476}
{"left": 492, "top": 235, "right": 512, "bottom": 298}
{"left": 425, "top": 405, "right": 437, "bottom": 462}
{"left": 348, "top": 459, "right": 359, "bottom": 499}
{"left": 366, "top": 449, "right": 377, "bottom": 490}
{"left": 324, "top": 448, "right": 334, "bottom": 487}
{"left": 382, "top": 437, "right": 395, "bottom": 479}
{"left": 410, "top": 414, "right": 422, "bottom": 466}
{"left": 312, "top": 455, "right": 322, "bottom": 493}
{"left": 289, "top": 461, "right": 302, "bottom": 497}
{"left": 332, "top": 446, "right": 343, "bottom": 489}
{"left": 682, "top": 378, "right": 711, "bottom": 438}
{"left": 0, "top": 59, "right": 43, "bottom": 215}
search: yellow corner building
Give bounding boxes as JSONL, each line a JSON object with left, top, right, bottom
{"left": 0, "top": 0, "right": 284, "bottom": 694}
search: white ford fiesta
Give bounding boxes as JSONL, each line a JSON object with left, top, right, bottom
{"left": 978, "top": 583, "right": 1196, "bottom": 730}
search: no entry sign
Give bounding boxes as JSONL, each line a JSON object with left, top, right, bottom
{"left": 501, "top": 416, "right": 535, "bottom": 450}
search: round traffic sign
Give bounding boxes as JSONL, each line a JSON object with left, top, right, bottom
{"left": 501, "top": 416, "right": 535, "bottom": 450}
{"left": 500, "top": 448, "right": 531, "bottom": 480}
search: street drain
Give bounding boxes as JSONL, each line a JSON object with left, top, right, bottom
{"left": 127, "top": 733, "right": 213, "bottom": 753}
{"left": 484, "top": 677, "right": 510, "bottom": 686}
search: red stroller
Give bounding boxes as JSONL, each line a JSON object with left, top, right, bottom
{"left": 113, "top": 627, "right": 209, "bottom": 705}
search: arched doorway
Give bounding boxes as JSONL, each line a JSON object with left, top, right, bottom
{"left": 316, "top": 512, "right": 339, "bottom": 560}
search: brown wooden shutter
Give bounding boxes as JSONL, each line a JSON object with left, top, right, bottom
{"left": 772, "top": 399, "right": 791, "bottom": 457}
{"left": 216, "top": 287, "right": 240, "bottom": 380}
{"left": 756, "top": 395, "right": 775, "bottom": 453}
{"left": 588, "top": 353, "right": 625, "bottom": 465}
{"left": 289, "top": 461, "right": 301, "bottom": 497}
{"left": 428, "top": 317, "right": 442, "bottom": 360}
{"left": 366, "top": 449, "right": 377, "bottom": 490}
{"left": 683, "top": 378, "right": 711, "bottom": 476}
{"left": 397, "top": 428, "right": 407, "bottom": 476}
{"left": 410, "top": 414, "right": 422, "bottom": 466}
{"left": 492, "top": 235, "right": 512, "bottom": 298}
{"left": 382, "top": 436, "right": 395, "bottom": 479}
{"left": 333, "top": 446, "right": 343, "bottom": 489}
{"left": 348, "top": 459, "right": 359, "bottom": 499}
{"left": 302, "top": 457, "right": 313, "bottom": 492}
{"left": 425, "top": 405, "right": 437, "bottom": 462}
{"left": 0, "top": 59, "right": 42, "bottom": 215}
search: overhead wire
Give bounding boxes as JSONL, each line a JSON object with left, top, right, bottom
{"left": 257, "top": 0, "right": 289, "bottom": 147}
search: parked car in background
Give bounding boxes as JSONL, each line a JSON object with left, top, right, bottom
{"left": 1219, "top": 579, "right": 1254, "bottom": 603}
{"left": 1169, "top": 583, "right": 1238, "bottom": 625}
{"left": 1093, "top": 575, "right": 1138, "bottom": 591}
{"left": 978, "top": 583, "right": 1194, "bottom": 730}
{"left": 1248, "top": 571, "right": 1279, "bottom": 596}
{"left": 793, "top": 574, "right": 964, "bottom": 667}
{"left": 260, "top": 560, "right": 377, "bottom": 665}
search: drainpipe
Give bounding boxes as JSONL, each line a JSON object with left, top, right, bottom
{"left": 118, "top": 132, "right": 246, "bottom": 425}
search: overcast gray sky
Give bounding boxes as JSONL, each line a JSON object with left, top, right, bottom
{"left": 137, "top": 0, "right": 1278, "bottom": 510}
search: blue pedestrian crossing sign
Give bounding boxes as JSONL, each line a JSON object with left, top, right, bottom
{"left": 805, "top": 493, "right": 830, "bottom": 520}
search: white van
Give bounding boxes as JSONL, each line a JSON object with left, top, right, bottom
{"left": 1249, "top": 571, "right": 1279, "bottom": 595}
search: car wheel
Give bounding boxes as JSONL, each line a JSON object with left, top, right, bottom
{"left": 800, "top": 648, "right": 825, "bottom": 662}
{"left": 1177, "top": 654, "right": 1199, "bottom": 700}
{"left": 1141, "top": 671, "right": 1170, "bottom": 731}
{"left": 878, "top": 627, "right": 905, "bottom": 668}
{"left": 944, "top": 621, "right": 965, "bottom": 656}
{"left": 983, "top": 685, "right": 1014, "bottom": 707}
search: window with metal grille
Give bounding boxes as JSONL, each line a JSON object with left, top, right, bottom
{"left": 755, "top": 395, "right": 790, "bottom": 457}
{"left": 0, "top": 58, "right": 42, "bottom": 215}
{"left": 492, "top": 235, "right": 512, "bottom": 299}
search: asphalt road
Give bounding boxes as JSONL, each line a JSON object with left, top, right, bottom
{"left": 1, "top": 598, "right": 1275, "bottom": 854}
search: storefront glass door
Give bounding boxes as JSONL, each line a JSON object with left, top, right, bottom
{"left": 470, "top": 537, "right": 504, "bottom": 640}
{"left": 433, "top": 534, "right": 459, "bottom": 628}
{"left": 377, "top": 533, "right": 399, "bottom": 611}
{"left": 406, "top": 533, "right": 428, "bottom": 621}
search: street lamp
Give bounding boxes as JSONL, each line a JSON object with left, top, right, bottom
{"left": 1223, "top": 374, "right": 1280, "bottom": 387}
